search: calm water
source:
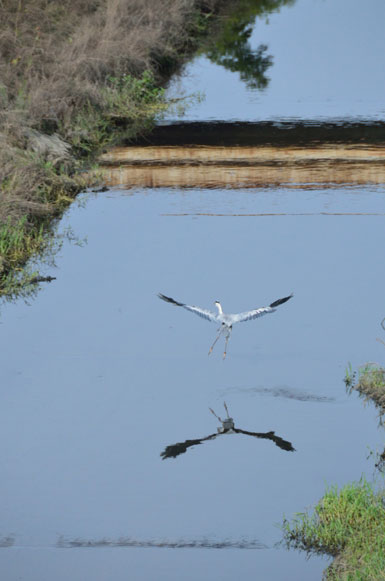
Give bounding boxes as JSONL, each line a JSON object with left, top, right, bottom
{"left": 168, "top": 0, "right": 385, "bottom": 121}
{"left": 1, "top": 0, "right": 385, "bottom": 580}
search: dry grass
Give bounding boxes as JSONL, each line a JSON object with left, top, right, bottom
{"left": 0, "top": 0, "right": 207, "bottom": 129}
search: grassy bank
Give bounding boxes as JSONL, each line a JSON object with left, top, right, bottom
{"left": 0, "top": 0, "right": 225, "bottom": 298}
{"left": 282, "top": 479, "right": 385, "bottom": 580}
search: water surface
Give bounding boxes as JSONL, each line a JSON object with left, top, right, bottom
{"left": 168, "top": 0, "right": 385, "bottom": 121}
{"left": 1, "top": 186, "right": 384, "bottom": 580}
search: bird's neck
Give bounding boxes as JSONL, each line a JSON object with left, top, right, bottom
{"left": 215, "top": 302, "right": 223, "bottom": 315}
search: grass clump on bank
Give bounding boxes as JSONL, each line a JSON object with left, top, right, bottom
{"left": 345, "top": 357, "right": 385, "bottom": 421}
{"left": 282, "top": 478, "right": 385, "bottom": 580}
{"left": 345, "top": 362, "right": 385, "bottom": 470}
{"left": 353, "top": 364, "right": 385, "bottom": 417}
{"left": 344, "top": 320, "right": 385, "bottom": 417}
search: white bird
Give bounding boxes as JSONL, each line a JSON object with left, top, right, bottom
{"left": 158, "top": 292, "right": 293, "bottom": 359}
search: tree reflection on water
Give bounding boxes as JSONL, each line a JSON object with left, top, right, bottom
{"left": 202, "top": 0, "right": 296, "bottom": 89}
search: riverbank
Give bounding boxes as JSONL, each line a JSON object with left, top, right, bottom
{"left": 0, "top": 0, "right": 232, "bottom": 299}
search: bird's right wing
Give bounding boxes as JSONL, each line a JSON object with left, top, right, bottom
{"left": 235, "top": 429, "right": 295, "bottom": 452}
{"left": 158, "top": 293, "right": 218, "bottom": 323}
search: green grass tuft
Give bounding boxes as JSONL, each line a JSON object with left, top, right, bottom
{"left": 282, "top": 478, "right": 385, "bottom": 580}
{"left": 348, "top": 363, "right": 385, "bottom": 420}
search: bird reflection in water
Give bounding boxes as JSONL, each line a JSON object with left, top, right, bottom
{"left": 161, "top": 402, "right": 295, "bottom": 459}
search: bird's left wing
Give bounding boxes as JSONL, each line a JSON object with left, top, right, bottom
{"left": 231, "top": 294, "right": 293, "bottom": 324}
{"left": 231, "top": 306, "right": 275, "bottom": 323}
{"left": 158, "top": 293, "right": 217, "bottom": 323}
{"left": 160, "top": 433, "right": 218, "bottom": 459}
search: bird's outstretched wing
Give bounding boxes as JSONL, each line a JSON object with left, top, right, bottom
{"left": 231, "top": 293, "right": 293, "bottom": 324}
{"left": 161, "top": 433, "right": 218, "bottom": 459}
{"left": 234, "top": 428, "right": 295, "bottom": 451}
{"left": 158, "top": 293, "right": 218, "bottom": 323}
{"left": 269, "top": 294, "right": 294, "bottom": 308}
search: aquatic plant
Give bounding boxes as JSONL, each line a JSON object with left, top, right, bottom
{"left": 344, "top": 362, "right": 356, "bottom": 389}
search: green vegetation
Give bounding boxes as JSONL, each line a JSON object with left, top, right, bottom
{"left": 345, "top": 320, "right": 385, "bottom": 416}
{"left": 353, "top": 364, "right": 385, "bottom": 416}
{"left": 345, "top": 362, "right": 385, "bottom": 419}
{"left": 344, "top": 362, "right": 357, "bottom": 389}
{"left": 282, "top": 478, "right": 385, "bottom": 580}
{"left": 64, "top": 70, "right": 168, "bottom": 157}
{"left": 0, "top": 216, "right": 53, "bottom": 300}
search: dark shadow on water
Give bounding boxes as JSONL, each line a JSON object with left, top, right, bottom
{"left": 0, "top": 536, "right": 14, "bottom": 548}
{"left": 129, "top": 120, "right": 385, "bottom": 147}
{"left": 161, "top": 402, "right": 295, "bottom": 460}
{"left": 221, "top": 386, "right": 335, "bottom": 403}
{"left": 57, "top": 535, "right": 267, "bottom": 550}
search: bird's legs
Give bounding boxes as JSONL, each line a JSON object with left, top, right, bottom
{"left": 208, "top": 326, "right": 225, "bottom": 356}
{"left": 222, "top": 328, "right": 232, "bottom": 360}
{"left": 209, "top": 406, "right": 222, "bottom": 422}
{"left": 209, "top": 402, "right": 234, "bottom": 432}
{"left": 208, "top": 326, "right": 232, "bottom": 359}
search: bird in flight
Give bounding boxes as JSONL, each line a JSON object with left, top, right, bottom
{"left": 160, "top": 402, "right": 295, "bottom": 459}
{"left": 158, "top": 292, "right": 293, "bottom": 359}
